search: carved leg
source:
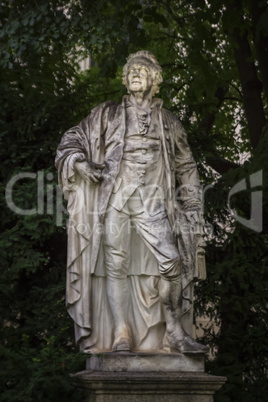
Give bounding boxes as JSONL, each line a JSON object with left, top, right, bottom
{"left": 106, "top": 277, "right": 131, "bottom": 351}
{"left": 104, "top": 206, "right": 131, "bottom": 352}
{"left": 132, "top": 212, "right": 208, "bottom": 354}
{"left": 159, "top": 276, "right": 209, "bottom": 354}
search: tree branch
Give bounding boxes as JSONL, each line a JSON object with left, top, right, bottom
{"left": 230, "top": 82, "right": 243, "bottom": 98}
{"left": 165, "top": 82, "right": 188, "bottom": 92}
{"left": 161, "top": 1, "right": 187, "bottom": 26}
{"left": 161, "top": 32, "right": 185, "bottom": 40}
{"left": 199, "top": 86, "right": 227, "bottom": 134}
{"left": 196, "top": 86, "right": 240, "bottom": 174}
{"left": 224, "top": 96, "right": 243, "bottom": 103}
{"left": 206, "top": 156, "right": 239, "bottom": 175}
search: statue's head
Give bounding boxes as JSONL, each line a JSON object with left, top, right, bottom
{"left": 122, "top": 50, "right": 163, "bottom": 96}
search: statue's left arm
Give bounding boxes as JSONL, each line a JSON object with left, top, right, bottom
{"left": 172, "top": 117, "right": 202, "bottom": 218}
{"left": 172, "top": 115, "right": 206, "bottom": 281}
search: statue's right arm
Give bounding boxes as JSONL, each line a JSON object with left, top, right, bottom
{"left": 56, "top": 101, "right": 118, "bottom": 192}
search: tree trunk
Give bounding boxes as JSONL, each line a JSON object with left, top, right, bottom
{"left": 225, "top": 2, "right": 266, "bottom": 149}
{"left": 250, "top": 0, "right": 268, "bottom": 102}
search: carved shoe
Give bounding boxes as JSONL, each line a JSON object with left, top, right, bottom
{"left": 169, "top": 334, "right": 209, "bottom": 354}
{"left": 112, "top": 337, "right": 131, "bottom": 352}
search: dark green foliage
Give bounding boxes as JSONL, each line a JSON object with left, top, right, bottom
{"left": 0, "top": 0, "right": 267, "bottom": 401}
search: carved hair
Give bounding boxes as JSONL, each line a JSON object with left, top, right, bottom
{"left": 122, "top": 50, "right": 163, "bottom": 95}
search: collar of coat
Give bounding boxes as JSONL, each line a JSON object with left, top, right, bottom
{"left": 123, "top": 95, "right": 163, "bottom": 110}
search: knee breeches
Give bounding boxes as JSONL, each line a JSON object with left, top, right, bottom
{"left": 104, "top": 198, "right": 181, "bottom": 280}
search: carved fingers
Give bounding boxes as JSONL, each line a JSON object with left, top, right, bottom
{"left": 74, "top": 161, "right": 105, "bottom": 184}
{"left": 184, "top": 210, "right": 201, "bottom": 225}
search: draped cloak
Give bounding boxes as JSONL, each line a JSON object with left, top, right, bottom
{"left": 55, "top": 96, "right": 206, "bottom": 352}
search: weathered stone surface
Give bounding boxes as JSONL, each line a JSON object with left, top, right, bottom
{"left": 72, "top": 370, "right": 227, "bottom": 402}
{"left": 55, "top": 50, "right": 208, "bottom": 355}
{"left": 86, "top": 352, "right": 204, "bottom": 372}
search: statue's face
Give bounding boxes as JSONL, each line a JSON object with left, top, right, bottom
{"left": 127, "top": 62, "right": 154, "bottom": 94}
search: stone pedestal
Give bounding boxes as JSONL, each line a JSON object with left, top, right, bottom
{"left": 86, "top": 352, "right": 204, "bottom": 372}
{"left": 71, "top": 353, "right": 226, "bottom": 402}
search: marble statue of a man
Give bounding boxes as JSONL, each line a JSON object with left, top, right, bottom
{"left": 55, "top": 50, "right": 208, "bottom": 354}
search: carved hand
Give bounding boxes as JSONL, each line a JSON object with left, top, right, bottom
{"left": 184, "top": 209, "right": 201, "bottom": 225}
{"left": 183, "top": 200, "right": 202, "bottom": 225}
{"left": 74, "top": 161, "right": 105, "bottom": 183}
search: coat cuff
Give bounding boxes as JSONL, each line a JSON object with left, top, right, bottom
{"left": 179, "top": 184, "right": 202, "bottom": 211}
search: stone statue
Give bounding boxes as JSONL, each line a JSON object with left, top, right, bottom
{"left": 55, "top": 50, "right": 208, "bottom": 354}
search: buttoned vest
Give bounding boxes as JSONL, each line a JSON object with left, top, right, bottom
{"left": 109, "top": 99, "right": 166, "bottom": 216}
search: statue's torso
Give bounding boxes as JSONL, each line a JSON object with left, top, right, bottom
{"left": 109, "top": 98, "right": 166, "bottom": 216}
